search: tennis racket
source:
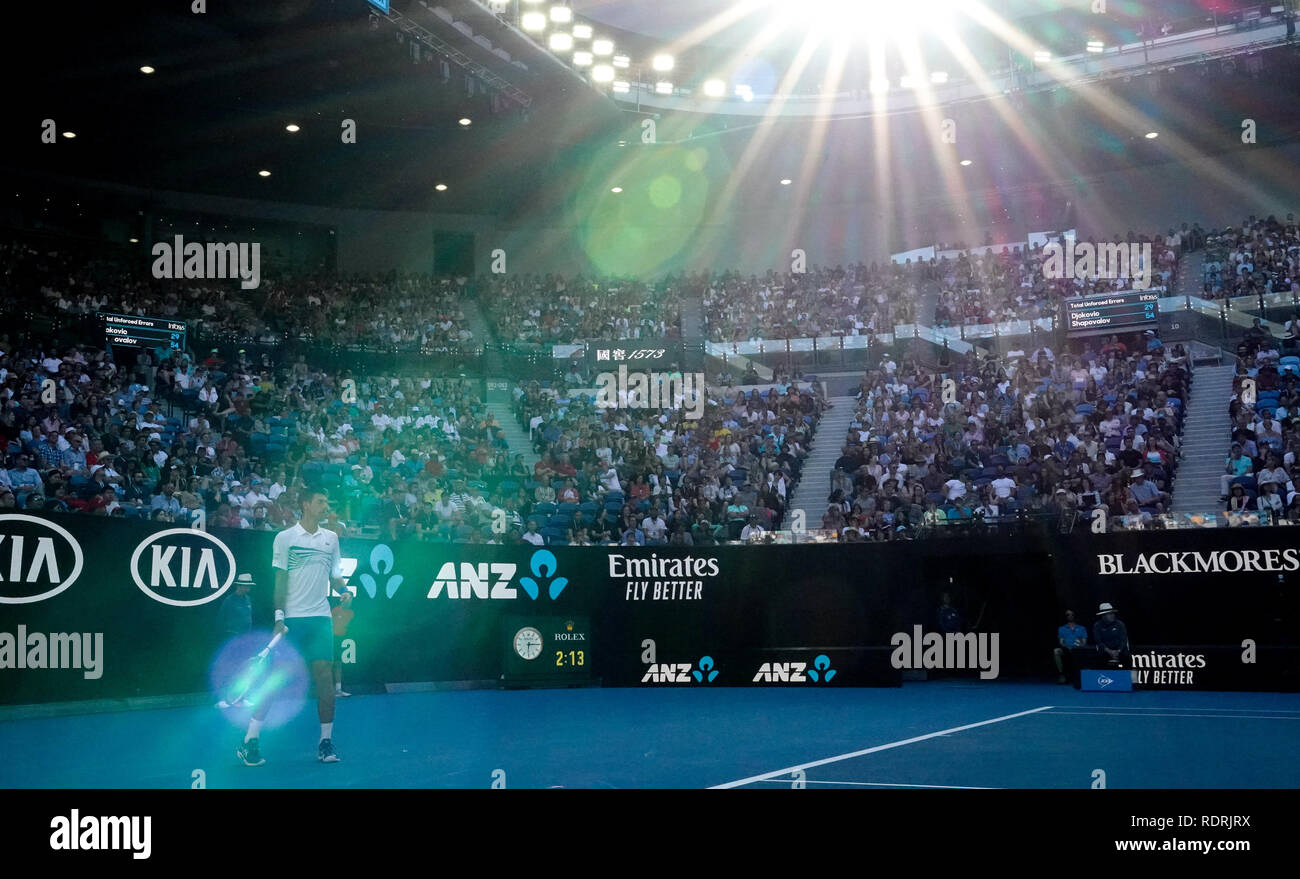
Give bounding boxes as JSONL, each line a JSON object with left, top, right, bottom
{"left": 216, "top": 628, "right": 286, "bottom": 709}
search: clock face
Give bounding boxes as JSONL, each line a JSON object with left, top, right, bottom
{"left": 513, "top": 627, "right": 543, "bottom": 660}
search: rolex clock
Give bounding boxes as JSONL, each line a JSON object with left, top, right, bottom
{"left": 513, "top": 626, "right": 543, "bottom": 661}
{"left": 501, "top": 616, "right": 593, "bottom": 688}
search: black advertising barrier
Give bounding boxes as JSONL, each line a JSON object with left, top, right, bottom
{"left": 1, "top": 512, "right": 1298, "bottom": 704}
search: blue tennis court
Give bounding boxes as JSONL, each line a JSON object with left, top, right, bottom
{"left": 3, "top": 683, "right": 1298, "bottom": 789}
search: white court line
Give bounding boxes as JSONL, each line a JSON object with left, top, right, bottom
{"left": 1047, "top": 711, "right": 1300, "bottom": 720}
{"left": 752, "top": 779, "right": 999, "bottom": 789}
{"left": 710, "top": 705, "right": 1054, "bottom": 789}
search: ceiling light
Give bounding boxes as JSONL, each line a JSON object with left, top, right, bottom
{"left": 869, "top": 77, "right": 890, "bottom": 93}
{"left": 521, "top": 11, "right": 546, "bottom": 31}
{"left": 655, "top": 81, "right": 673, "bottom": 94}
{"left": 593, "top": 64, "right": 615, "bottom": 83}
{"left": 593, "top": 39, "right": 613, "bottom": 56}
{"left": 435, "top": 183, "right": 448, "bottom": 191}
{"left": 129, "top": 238, "right": 139, "bottom": 243}
{"left": 930, "top": 71, "right": 949, "bottom": 84}
{"left": 572, "top": 24, "right": 592, "bottom": 39}
{"left": 549, "top": 32, "right": 573, "bottom": 51}
{"left": 959, "top": 159, "right": 972, "bottom": 166}
{"left": 899, "top": 74, "right": 919, "bottom": 88}
{"left": 1144, "top": 131, "right": 1159, "bottom": 139}
{"left": 610, "top": 187, "right": 623, "bottom": 193}
{"left": 612, "top": 80, "right": 630, "bottom": 93}
{"left": 612, "top": 54, "right": 630, "bottom": 68}
{"left": 285, "top": 123, "right": 300, "bottom": 132}
{"left": 459, "top": 117, "right": 472, "bottom": 126}
{"left": 574, "top": 51, "right": 593, "bottom": 66}
{"left": 703, "top": 79, "right": 726, "bottom": 97}
{"left": 780, "top": 178, "right": 792, "bottom": 185}
{"left": 734, "top": 83, "right": 753, "bottom": 101}
{"left": 1087, "top": 41, "right": 1105, "bottom": 53}
{"left": 62, "top": 131, "right": 76, "bottom": 138}
{"left": 258, "top": 170, "right": 271, "bottom": 177}
{"left": 549, "top": 6, "right": 572, "bottom": 24}
{"left": 140, "top": 66, "right": 155, "bottom": 74}
{"left": 1033, "top": 50, "right": 1051, "bottom": 62}
{"left": 652, "top": 54, "right": 674, "bottom": 72}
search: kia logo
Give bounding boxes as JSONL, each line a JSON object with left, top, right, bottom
{"left": 129, "top": 528, "right": 236, "bottom": 607}
{"left": 0, "top": 514, "right": 85, "bottom": 604}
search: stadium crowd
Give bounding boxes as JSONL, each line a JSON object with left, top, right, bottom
{"left": 1200, "top": 214, "right": 1300, "bottom": 300}
{"left": 820, "top": 332, "right": 1192, "bottom": 540}
{"left": 507, "top": 362, "right": 824, "bottom": 545}
{"left": 1219, "top": 324, "right": 1300, "bottom": 519}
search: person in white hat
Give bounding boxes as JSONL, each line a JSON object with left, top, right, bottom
{"left": 1092, "top": 603, "right": 1130, "bottom": 666}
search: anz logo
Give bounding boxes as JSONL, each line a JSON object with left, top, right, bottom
{"left": 641, "top": 656, "right": 719, "bottom": 684}
{"left": 427, "top": 550, "right": 567, "bottom": 601}
{"left": 753, "top": 654, "right": 837, "bottom": 684}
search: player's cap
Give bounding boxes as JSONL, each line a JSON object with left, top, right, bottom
{"left": 1097, "top": 602, "right": 1118, "bottom": 615}
{"left": 1131, "top": 469, "right": 1145, "bottom": 478}
{"left": 235, "top": 573, "right": 256, "bottom": 587}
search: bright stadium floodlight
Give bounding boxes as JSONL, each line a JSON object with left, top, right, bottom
{"left": 780, "top": 178, "right": 792, "bottom": 185}
{"left": 550, "top": 6, "right": 572, "bottom": 24}
{"left": 593, "top": 39, "right": 613, "bottom": 56}
{"left": 1034, "top": 50, "right": 1051, "bottom": 62}
{"left": 612, "top": 54, "right": 630, "bottom": 68}
{"left": 140, "top": 65, "right": 155, "bottom": 74}
{"left": 549, "top": 32, "right": 573, "bottom": 51}
{"left": 612, "top": 80, "right": 630, "bottom": 93}
{"left": 1145, "top": 131, "right": 1159, "bottom": 139}
{"left": 899, "top": 74, "right": 919, "bottom": 88}
{"left": 573, "top": 51, "right": 593, "bottom": 66}
{"left": 652, "top": 54, "right": 674, "bottom": 72}
{"left": 572, "top": 24, "right": 592, "bottom": 39}
{"left": 521, "top": 11, "right": 546, "bottom": 31}
{"left": 592, "top": 64, "right": 615, "bottom": 82}
{"left": 655, "top": 81, "right": 673, "bottom": 94}
{"left": 1087, "top": 40, "right": 1105, "bottom": 53}
{"left": 959, "top": 159, "right": 972, "bottom": 166}
{"left": 703, "top": 79, "right": 726, "bottom": 97}
{"left": 930, "top": 71, "right": 948, "bottom": 84}
{"left": 435, "top": 183, "right": 448, "bottom": 191}
{"left": 734, "top": 83, "right": 753, "bottom": 101}
{"left": 869, "top": 77, "right": 890, "bottom": 93}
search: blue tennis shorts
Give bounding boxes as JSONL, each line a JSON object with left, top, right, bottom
{"left": 285, "top": 616, "right": 334, "bottom": 664}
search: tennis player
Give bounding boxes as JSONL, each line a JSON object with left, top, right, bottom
{"left": 238, "top": 488, "right": 346, "bottom": 766}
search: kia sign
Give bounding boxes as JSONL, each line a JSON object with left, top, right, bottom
{"left": 129, "top": 529, "right": 236, "bottom": 607}
{"left": 0, "top": 515, "right": 85, "bottom": 605}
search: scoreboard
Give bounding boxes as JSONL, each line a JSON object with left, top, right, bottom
{"left": 1063, "top": 290, "right": 1159, "bottom": 338}
{"left": 98, "top": 312, "right": 187, "bottom": 352}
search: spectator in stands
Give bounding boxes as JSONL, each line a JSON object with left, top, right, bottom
{"left": 1257, "top": 480, "right": 1285, "bottom": 518}
{"left": 7, "top": 455, "right": 44, "bottom": 507}
{"left": 1093, "top": 602, "right": 1130, "bottom": 667}
{"left": 1053, "top": 610, "right": 1089, "bottom": 684}
{"left": 1221, "top": 444, "right": 1254, "bottom": 499}
{"left": 521, "top": 519, "right": 545, "bottom": 546}
{"left": 1127, "top": 469, "right": 1168, "bottom": 514}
